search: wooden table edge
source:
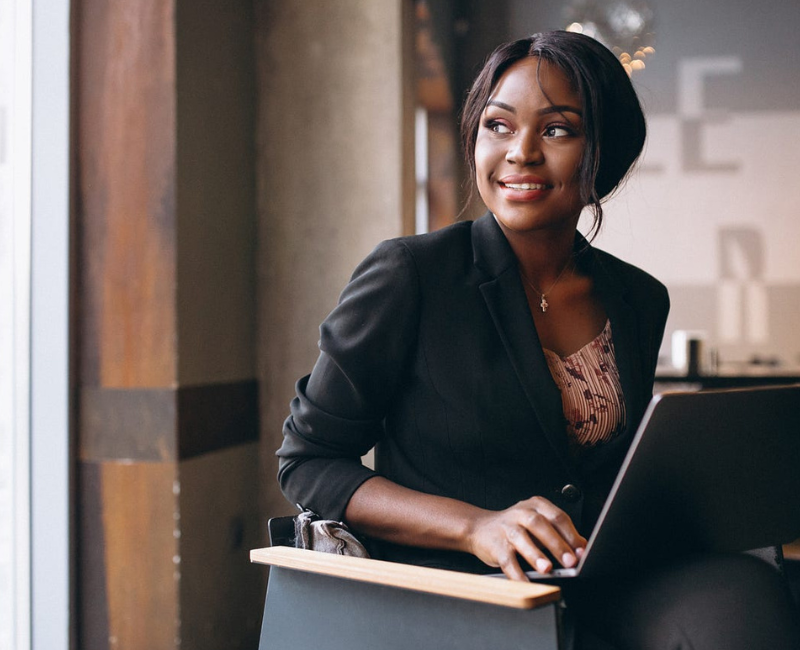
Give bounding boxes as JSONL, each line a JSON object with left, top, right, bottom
{"left": 251, "top": 546, "right": 561, "bottom": 610}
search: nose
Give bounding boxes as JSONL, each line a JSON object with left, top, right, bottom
{"left": 506, "top": 131, "right": 543, "bottom": 166}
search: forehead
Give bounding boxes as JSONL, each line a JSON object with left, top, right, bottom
{"left": 487, "top": 57, "right": 580, "bottom": 110}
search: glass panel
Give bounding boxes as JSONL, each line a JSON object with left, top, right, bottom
{"left": 0, "top": 0, "right": 32, "bottom": 648}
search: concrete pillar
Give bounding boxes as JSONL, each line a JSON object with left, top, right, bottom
{"left": 255, "top": 1, "right": 416, "bottom": 517}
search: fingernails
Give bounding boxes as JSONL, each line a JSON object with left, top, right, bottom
{"left": 562, "top": 552, "right": 576, "bottom": 568}
{"left": 535, "top": 558, "right": 552, "bottom": 573}
{"left": 575, "top": 547, "right": 585, "bottom": 559}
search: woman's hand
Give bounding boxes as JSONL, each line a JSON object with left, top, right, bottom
{"left": 345, "top": 478, "right": 586, "bottom": 582}
{"left": 467, "top": 496, "right": 587, "bottom": 581}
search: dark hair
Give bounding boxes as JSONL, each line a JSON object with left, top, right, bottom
{"left": 460, "top": 31, "right": 646, "bottom": 238}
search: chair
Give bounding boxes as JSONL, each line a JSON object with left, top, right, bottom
{"left": 252, "top": 518, "right": 791, "bottom": 650}
{"left": 251, "top": 516, "right": 564, "bottom": 650}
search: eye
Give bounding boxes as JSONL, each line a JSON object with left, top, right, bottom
{"left": 483, "top": 119, "right": 513, "bottom": 135}
{"left": 543, "top": 124, "right": 576, "bottom": 138}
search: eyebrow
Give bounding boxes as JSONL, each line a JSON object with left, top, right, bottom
{"left": 486, "top": 99, "right": 582, "bottom": 117}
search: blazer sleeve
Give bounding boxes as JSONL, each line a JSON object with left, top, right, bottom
{"left": 277, "top": 239, "right": 421, "bottom": 521}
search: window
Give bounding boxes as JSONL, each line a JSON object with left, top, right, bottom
{"left": 0, "top": 0, "right": 70, "bottom": 648}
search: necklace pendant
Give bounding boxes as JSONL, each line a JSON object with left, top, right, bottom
{"left": 540, "top": 295, "right": 549, "bottom": 312}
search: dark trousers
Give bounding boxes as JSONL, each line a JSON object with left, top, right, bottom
{"left": 562, "top": 553, "right": 800, "bottom": 650}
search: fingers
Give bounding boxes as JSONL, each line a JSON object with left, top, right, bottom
{"left": 524, "top": 497, "right": 586, "bottom": 544}
{"left": 495, "top": 543, "right": 530, "bottom": 582}
{"left": 505, "top": 520, "right": 555, "bottom": 575}
{"left": 468, "top": 497, "right": 586, "bottom": 580}
{"left": 521, "top": 497, "right": 587, "bottom": 558}
{"left": 503, "top": 498, "right": 586, "bottom": 574}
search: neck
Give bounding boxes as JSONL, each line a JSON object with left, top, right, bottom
{"left": 497, "top": 223, "right": 577, "bottom": 286}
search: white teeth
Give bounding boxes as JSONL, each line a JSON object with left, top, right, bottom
{"left": 503, "top": 182, "right": 547, "bottom": 190}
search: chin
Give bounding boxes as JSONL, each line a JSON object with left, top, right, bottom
{"left": 494, "top": 210, "right": 549, "bottom": 231}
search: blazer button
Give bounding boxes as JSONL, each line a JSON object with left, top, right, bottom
{"left": 561, "top": 484, "right": 582, "bottom": 503}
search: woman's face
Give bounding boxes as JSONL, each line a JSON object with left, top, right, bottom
{"left": 475, "top": 57, "right": 587, "bottom": 236}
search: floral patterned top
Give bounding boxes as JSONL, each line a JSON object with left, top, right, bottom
{"left": 543, "top": 320, "right": 626, "bottom": 451}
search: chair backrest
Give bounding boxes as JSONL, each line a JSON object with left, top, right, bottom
{"left": 251, "top": 546, "right": 563, "bottom": 650}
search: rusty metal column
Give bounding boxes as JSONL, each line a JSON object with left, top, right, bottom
{"left": 75, "top": 0, "right": 261, "bottom": 648}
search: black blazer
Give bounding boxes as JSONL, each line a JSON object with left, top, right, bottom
{"left": 278, "top": 213, "right": 670, "bottom": 572}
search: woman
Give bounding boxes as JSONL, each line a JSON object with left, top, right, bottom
{"left": 277, "top": 32, "right": 799, "bottom": 648}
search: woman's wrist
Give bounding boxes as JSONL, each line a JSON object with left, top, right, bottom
{"left": 455, "top": 503, "right": 491, "bottom": 556}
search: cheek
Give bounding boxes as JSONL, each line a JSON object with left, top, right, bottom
{"left": 567, "top": 145, "right": 587, "bottom": 181}
{"left": 553, "top": 149, "right": 584, "bottom": 192}
{"left": 474, "top": 153, "right": 494, "bottom": 202}
{"left": 564, "top": 155, "right": 587, "bottom": 207}
{"left": 474, "top": 137, "right": 498, "bottom": 182}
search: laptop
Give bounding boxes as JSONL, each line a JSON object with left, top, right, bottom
{"left": 514, "top": 384, "right": 800, "bottom": 580}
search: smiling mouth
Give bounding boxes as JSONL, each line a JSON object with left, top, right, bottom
{"left": 500, "top": 182, "right": 551, "bottom": 190}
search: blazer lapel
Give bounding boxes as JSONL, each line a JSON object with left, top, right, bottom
{"left": 472, "top": 215, "right": 576, "bottom": 472}
{"left": 588, "top": 251, "right": 645, "bottom": 439}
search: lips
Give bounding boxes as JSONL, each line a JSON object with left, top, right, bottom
{"left": 498, "top": 175, "right": 552, "bottom": 199}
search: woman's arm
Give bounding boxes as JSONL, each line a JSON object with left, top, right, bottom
{"left": 278, "top": 240, "right": 421, "bottom": 520}
{"left": 345, "top": 476, "right": 587, "bottom": 582}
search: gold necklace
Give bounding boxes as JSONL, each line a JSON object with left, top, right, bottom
{"left": 519, "top": 260, "right": 574, "bottom": 313}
